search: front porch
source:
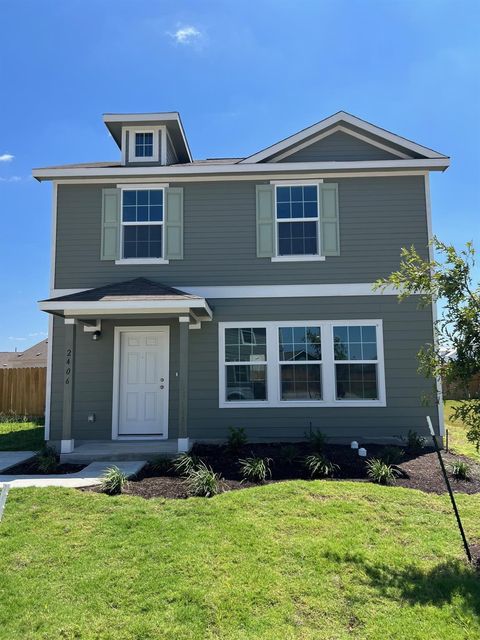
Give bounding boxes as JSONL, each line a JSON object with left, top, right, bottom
{"left": 60, "top": 439, "right": 181, "bottom": 463}
{"left": 40, "top": 278, "right": 212, "bottom": 458}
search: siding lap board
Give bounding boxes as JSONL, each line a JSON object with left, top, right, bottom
{"left": 55, "top": 176, "right": 428, "bottom": 289}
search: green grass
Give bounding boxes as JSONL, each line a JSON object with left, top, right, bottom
{"left": 1, "top": 482, "right": 479, "bottom": 639}
{"left": 0, "top": 420, "right": 44, "bottom": 451}
{"left": 444, "top": 400, "right": 480, "bottom": 462}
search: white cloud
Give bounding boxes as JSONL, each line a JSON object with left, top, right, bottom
{"left": 0, "top": 153, "right": 14, "bottom": 162}
{"left": 29, "top": 332, "right": 48, "bottom": 338}
{"left": 8, "top": 336, "right": 26, "bottom": 342}
{"left": 0, "top": 175, "right": 26, "bottom": 183}
{"left": 171, "top": 26, "right": 202, "bottom": 45}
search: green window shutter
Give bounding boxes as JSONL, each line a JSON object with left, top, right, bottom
{"left": 320, "top": 183, "right": 340, "bottom": 256}
{"left": 101, "top": 188, "right": 120, "bottom": 260}
{"left": 165, "top": 187, "right": 184, "bottom": 260}
{"left": 256, "top": 185, "right": 275, "bottom": 258}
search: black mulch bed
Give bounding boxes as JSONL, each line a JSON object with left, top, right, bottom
{"left": 103, "top": 441, "right": 480, "bottom": 500}
{"left": 5, "top": 459, "right": 86, "bottom": 475}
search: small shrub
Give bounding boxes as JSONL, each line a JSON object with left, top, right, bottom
{"left": 406, "top": 430, "right": 426, "bottom": 454}
{"left": 304, "top": 453, "right": 339, "bottom": 478}
{"left": 450, "top": 460, "right": 471, "bottom": 481}
{"left": 172, "top": 452, "right": 201, "bottom": 477}
{"left": 227, "top": 427, "right": 247, "bottom": 452}
{"left": 185, "top": 463, "right": 223, "bottom": 497}
{"left": 279, "top": 444, "right": 299, "bottom": 465}
{"left": 379, "top": 446, "right": 405, "bottom": 466}
{"left": 366, "top": 458, "right": 400, "bottom": 486}
{"left": 309, "top": 429, "right": 326, "bottom": 452}
{"left": 238, "top": 456, "right": 272, "bottom": 483}
{"left": 36, "top": 445, "right": 58, "bottom": 473}
{"left": 149, "top": 456, "right": 173, "bottom": 475}
{"left": 100, "top": 465, "right": 129, "bottom": 495}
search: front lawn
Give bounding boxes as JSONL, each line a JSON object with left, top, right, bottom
{"left": 445, "top": 400, "right": 480, "bottom": 462}
{"left": 0, "top": 419, "right": 44, "bottom": 451}
{"left": 1, "top": 482, "right": 479, "bottom": 639}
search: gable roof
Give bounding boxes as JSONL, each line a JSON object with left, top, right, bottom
{"left": 41, "top": 278, "right": 202, "bottom": 303}
{"left": 239, "top": 111, "right": 448, "bottom": 164}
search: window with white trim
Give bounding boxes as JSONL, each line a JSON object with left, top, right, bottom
{"left": 276, "top": 185, "right": 319, "bottom": 256}
{"left": 279, "top": 326, "right": 322, "bottom": 400}
{"left": 224, "top": 328, "right": 267, "bottom": 401}
{"left": 219, "top": 321, "right": 385, "bottom": 407}
{"left": 121, "top": 188, "right": 163, "bottom": 259}
{"left": 135, "top": 132, "right": 154, "bottom": 158}
{"left": 333, "top": 325, "right": 379, "bottom": 400}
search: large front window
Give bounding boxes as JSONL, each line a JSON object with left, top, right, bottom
{"left": 276, "top": 185, "right": 319, "bottom": 256}
{"left": 334, "top": 325, "right": 379, "bottom": 400}
{"left": 279, "top": 326, "right": 322, "bottom": 400}
{"left": 121, "top": 189, "right": 163, "bottom": 259}
{"left": 219, "top": 321, "right": 384, "bottom": 407}
{"left": 224, "top": 328, "right": 267, "bottom": 402}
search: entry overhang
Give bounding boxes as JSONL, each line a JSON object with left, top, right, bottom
{"left": 39, "top": 278, "right": 213, "bottom": 325}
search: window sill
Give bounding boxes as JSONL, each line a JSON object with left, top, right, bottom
{"left": 115, "top": 258, "right": 170, "bottom": 265}
{"left": 220, "top": 400, "right": 386, "bottom": 409}
{"left": 271, "top": 255, "right": 326, "bottom": 263}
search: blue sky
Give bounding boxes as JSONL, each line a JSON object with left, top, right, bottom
{"left": 0, "top": 0, "right": 479, "bottom": 351}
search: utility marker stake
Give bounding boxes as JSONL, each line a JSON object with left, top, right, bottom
{"left": 427, "top": 416, "right": 472, "bottom": 564}
{"left": 0, "top": 484, "right": 10, "bottom": 522}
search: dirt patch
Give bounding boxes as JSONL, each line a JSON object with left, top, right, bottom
{"left": 5, "top": 459, "right": 86, "bottom": 475}
{"left": 89, "top": 442, "right": 480, "bottom": 500}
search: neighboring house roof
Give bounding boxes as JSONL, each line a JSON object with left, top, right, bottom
{"left": 0, "top": 339, "right": 48, "bottom": 368}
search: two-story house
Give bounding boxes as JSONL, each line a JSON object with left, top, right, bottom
{"left": 33, "top": 111, "right": 449, "bottom": 459}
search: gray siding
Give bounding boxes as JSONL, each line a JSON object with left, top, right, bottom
{"left": 49, "top": 296, "right": 439, "bottom": 443}
{"left": 50, "top": 317, "right": 180, "bottom": 441}
{"left": 55, "top": 176, "right": 429, "bottom": 289}
{"left": 278, "top": 130, "right": 399, "bottom": 162}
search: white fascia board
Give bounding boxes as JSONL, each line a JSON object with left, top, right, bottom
{"left": 103, "top": 112, "right": 181, "bottom": 123}
{"left": 32, "top": 158, "right": 450, "bottom": 181}
{"left": 39, "top": 299, "right": 212, "bottom": 317}
{"left": 240, "top": 111, "right": 449, "bottom": 163}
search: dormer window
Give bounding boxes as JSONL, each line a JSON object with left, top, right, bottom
{"left": 125, "top": 127, "right": 161, "bottom": 163}
{"left": 135, "top": 132, "right": 154, "bottom": 158}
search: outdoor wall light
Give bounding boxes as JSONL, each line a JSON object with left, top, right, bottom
{"left": 358, "top": 448, "right": 367, "bottom": 457}
{"left": 350, "top": 440, "right": 359, "bottom": 449}
{"left": 92, "top": 330, "right": 101, "bottom": 341}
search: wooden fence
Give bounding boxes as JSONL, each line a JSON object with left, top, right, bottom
{"left": 0, "top": 367, "right": 46, "bottom": 417}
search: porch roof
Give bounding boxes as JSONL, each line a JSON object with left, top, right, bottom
{"left": 39, "top": 278, "right": 213, "bottom": 321}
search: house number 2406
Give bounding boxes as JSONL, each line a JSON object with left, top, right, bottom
{"left": 65, "top": 348, "right": 72, "bottom": 385}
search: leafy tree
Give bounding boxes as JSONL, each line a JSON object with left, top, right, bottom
{"left": 375, "top": 238, "right": 480, "bottom": 449}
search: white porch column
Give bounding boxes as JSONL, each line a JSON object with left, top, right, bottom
{"left": 61, "top": 318, "right": 76, "bottom": 453}
{"left": 177, "top": 316, "right": 190, "bottom": 452}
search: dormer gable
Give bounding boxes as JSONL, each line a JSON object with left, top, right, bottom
{"left": 240, "top": 111, "right": 448, "bottom": 164}
{"left": 103, "top": 112, "right": 192, "bottom": 166}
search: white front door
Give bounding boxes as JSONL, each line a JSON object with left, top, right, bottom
{"left": 118, "top": 329, "right": 169, "bottom": 437}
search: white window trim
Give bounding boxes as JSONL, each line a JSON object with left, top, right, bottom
{"left": 125, "top": 126, "right": 165, "bottom": 163}
{"left": 218, "top": 320, "right": 386, "bottom": 409}
{"left": 116, "top": 185, "right": 169, "bottom": 265}
{"left": 272, "top": 182, "right": 323, "bottom": 263}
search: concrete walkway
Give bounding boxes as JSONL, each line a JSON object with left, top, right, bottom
{"left": 0, "top": 460, "right": 146, "bottom": 489}
{"left": 0, "top": 451, "right": 36, "bottom": 473}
